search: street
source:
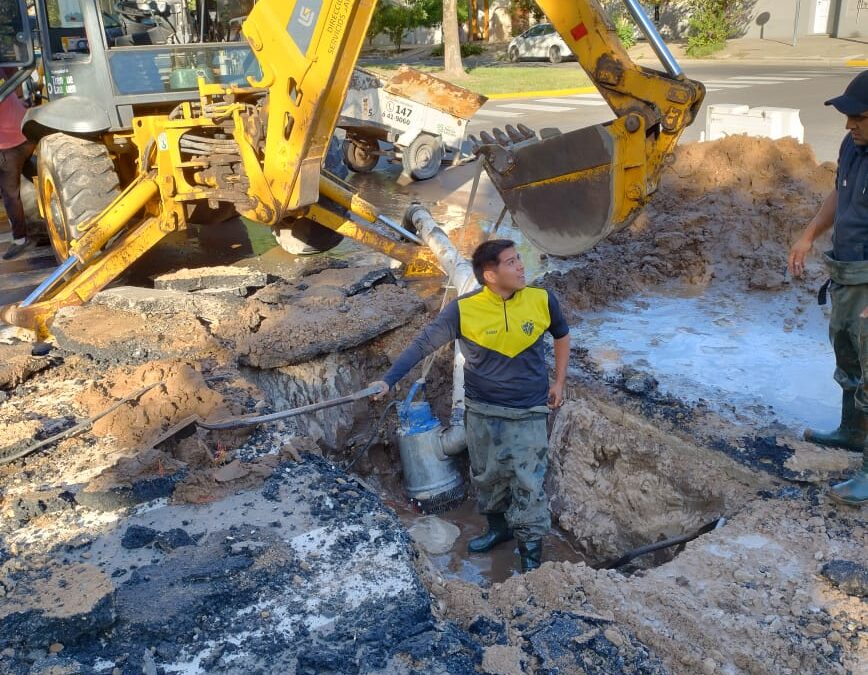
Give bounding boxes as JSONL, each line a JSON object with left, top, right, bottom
{"left": 468, "top": 62, "right": 859, "bottom": 162}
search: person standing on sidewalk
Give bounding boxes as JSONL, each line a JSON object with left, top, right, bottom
{"left": 788, "top": 70, "right": 868, "bottom": 506}
{"left": 370, "top": 239, "right": 571, "bottom": 571}
{"left": 0, "top": 86, "right": 34, "bottom": 261}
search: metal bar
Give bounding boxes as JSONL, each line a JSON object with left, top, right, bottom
{"left": 487, "top": 204, "right": 509, "bottom": 240}
{"left": 621, "top": 0, "right": 682, "bottom": 77}
{"left": 19, "top": 257, "right": 78, "bottom": 308}
{"left": 463, "top": 158, "right": 484, "bottom": 230}
{"left": 378, "top": 214, "right": 424, "bottom": 245}
{"left": 199, "top": 385, "right": 381, "bottom": 430}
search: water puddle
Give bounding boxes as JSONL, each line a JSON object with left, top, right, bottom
{"left": 370, "top": 474, "right": 584, "bottom": 586}
{"left": 576, "top": 283, "right": 839, "bottom": 431}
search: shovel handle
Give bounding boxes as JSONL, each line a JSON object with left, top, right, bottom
{"left": 198, "top": 385, "right": 382, "bottom": 430}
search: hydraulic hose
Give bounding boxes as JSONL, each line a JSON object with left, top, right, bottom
{"left": 603, "top": 517, "right": 725, "bottom": 569}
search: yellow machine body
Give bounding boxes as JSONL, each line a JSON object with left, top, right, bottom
{"left": 2, "top": 0, "right": 703, "bottom": 338}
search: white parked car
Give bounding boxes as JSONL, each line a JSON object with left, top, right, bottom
{"left": 507, "top": 23, "right": 572, "bottom": 64}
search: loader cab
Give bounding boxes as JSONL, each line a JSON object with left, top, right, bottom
{"left": 27, "top": 0, "right": 260, "bottom": 134}
{"left": 0, "top": 0, "right": 37, "bottom": 100}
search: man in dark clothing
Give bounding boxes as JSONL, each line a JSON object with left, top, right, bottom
{"left": 0, "top": 84, "right": 34, "bottom": 260}
{"left": 370, "top": 239, "right": 571, "bottom": 571}
{"left": 789, "top": 69, "right": 868, "bottom": 506}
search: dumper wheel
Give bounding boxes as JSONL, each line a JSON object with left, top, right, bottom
{"left": 276, "top": 217, "right": 343, "bottom": 256}
{"left": 548, "top": 45, "right": 563, "bottom": 64}
{"left": 402, "top": 133, "right": 443, "bottom": 181}
{"left": 342, "top": 137, "right": 379, "bottom": 173}
{"left": 37, "top": 133, "right": 121, "bottom": 262}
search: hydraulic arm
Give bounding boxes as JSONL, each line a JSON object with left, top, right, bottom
{"left": 1, "top": 0, "right": 440, "bottom": 339}
{"left": 471, "top": 0, "right": 705, "bottom": 255}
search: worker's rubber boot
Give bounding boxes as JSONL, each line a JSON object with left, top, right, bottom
{"left": 829, "top": 450, "right": 868, "bottom": 507}
{"left": 518, "top": 540, "right": 542, "bottom": 573}
{"left": 468, "top": 513, "right": 513, "bottom": 553}
{"left": 804, "top": 391, "right": 867, "bottom": 453}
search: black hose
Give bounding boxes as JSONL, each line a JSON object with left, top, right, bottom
{"left": 603, "top": 517, "right": 724, "bottom": 569}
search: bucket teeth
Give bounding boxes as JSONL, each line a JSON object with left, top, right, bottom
{"left": 517, "top": 123, "right": 535, "bottom": 140}
{"left": 493, "top": 127, "right": 511, "bottom": 146}
{"left": 472, "top": 124, "right": 539, "bottom": 154}
{"left": 479, "top": 130, "right": 497, "bottom": 146}
{"left": 505, "top": 124, "right": 524, "bottom": 143}
{"left": 470, "top": 124, "right": 543, "bottom": 174}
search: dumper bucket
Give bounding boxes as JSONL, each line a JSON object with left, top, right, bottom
{"left": 471, "top": 119, "right": 647, "bottom": 257}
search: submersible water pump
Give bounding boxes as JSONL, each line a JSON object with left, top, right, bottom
{"left": 397, "top": 380, "right": 466, "bottom": 513}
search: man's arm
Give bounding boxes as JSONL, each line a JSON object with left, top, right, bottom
{"left": 546, "top": 290, "right": 570, "bottom": 408}
{"left": 369, "top": 301, "right": 460, "bottom": 399}
{"left": 548, "top": 334, "right": 570, "bottom": 408}
{"left": 788, "top": 188, "right": 837, "bottom": 278}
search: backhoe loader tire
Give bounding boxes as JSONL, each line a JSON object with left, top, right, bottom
{"left": 548, "top": 45, "right": 563, "bottom": 64}
{"left": 342, "top": 137, "right": 379, "bottom": 173}
{"left": 37, "top": 133, "right": 121, "bottom": 262}
{"left": 402, "top": 133, "right": 443, "bottom": 181}
{"left": 276, "top": 218, "right": 343, "bottom": 256}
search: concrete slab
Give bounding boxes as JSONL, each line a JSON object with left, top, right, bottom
{"left": 153, "top": 266, "right": 268, "bottom": 295}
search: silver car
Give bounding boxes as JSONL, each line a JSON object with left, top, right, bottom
{"left": 507, "top": 23, "right": 572, "bottom": 64}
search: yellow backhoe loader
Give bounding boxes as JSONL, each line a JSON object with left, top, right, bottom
{"left": 0, "top": 0, "right": 703, "bottom": 340}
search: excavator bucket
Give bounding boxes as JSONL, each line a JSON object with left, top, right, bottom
{"left": 470, "top": 120, "right": 647, "bottom": 257}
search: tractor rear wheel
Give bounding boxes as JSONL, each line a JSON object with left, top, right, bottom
{"left": 37, "top": 133, "right": 121, "bottom": 261}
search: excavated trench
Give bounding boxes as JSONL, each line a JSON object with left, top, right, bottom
{"left": 230, "top": 135, "right": 850, "bottom": 587}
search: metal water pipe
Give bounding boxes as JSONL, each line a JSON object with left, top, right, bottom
{"left": 403, "top": 202, "right": 479, "bottom": 456}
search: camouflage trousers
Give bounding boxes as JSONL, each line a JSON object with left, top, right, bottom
{"left": 465, "top": 399, "right": 551, "bottom": 542}
{"left": 823, "top": 253, "right": 868, "bottom": 415}
{"left": 828, "top": 281, "right": 868, "bottom": 415}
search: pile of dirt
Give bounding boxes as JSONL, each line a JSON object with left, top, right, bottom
{"left": 0, "top": 343, "right": 55, "bottom": 391}
{"left": 544, "top": 136, "right": 835, "bottom": 314}
{"left": 76, "top": 361, "right": 236, "bottom": 450}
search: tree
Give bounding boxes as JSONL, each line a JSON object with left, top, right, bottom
{"left": 685, "top": 0, "right": 753, "bottom": 56}
{"left": 442, "top": 0, "right": 464, "bottom": 77}
{"left": 369, "top": 0, "right": 430, "bottom": 52}
{"left": 509, "top": 0, "right": 544, "bottom": 36}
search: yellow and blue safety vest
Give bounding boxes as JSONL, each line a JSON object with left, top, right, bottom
{"left": 384, "top": 285, "right": 569, "bottom": 408}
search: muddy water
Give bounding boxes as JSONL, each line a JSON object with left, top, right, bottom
{"left": 370, "top": 474, "right": 584, "bottom": 586}
{"left": 577, "top": 282, "right": 840, "bottom": 431}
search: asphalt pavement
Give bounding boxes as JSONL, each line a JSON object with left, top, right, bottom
{"left": 467, "top": 62, "right": 859, "bottom": 163}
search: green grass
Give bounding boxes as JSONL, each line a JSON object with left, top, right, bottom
{"left": 368, "top": 64, "right": 593, "bottom": 96}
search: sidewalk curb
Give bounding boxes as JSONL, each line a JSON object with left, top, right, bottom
{"left": 486, "top": 86, "right": 597, "bottom": 100}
